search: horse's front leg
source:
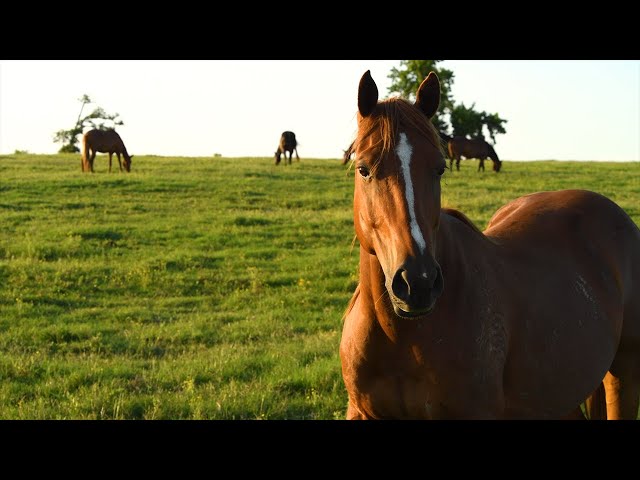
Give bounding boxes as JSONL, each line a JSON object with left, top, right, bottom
{"left": 346, "top": 401, "right": 369, "bottom": 420}
{"left": 117, "top": 153, "right": 123, "bottom": 172}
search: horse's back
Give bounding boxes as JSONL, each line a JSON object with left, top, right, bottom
{"left": 280, "top": 131, "right": 297, "bottom": 150}
{"left": 449, "top": 136, "right": 487, "bottom": 158}
{"left": 487, "top": 189, "right": 639, "bottom": 244}
{"left": 84, "top": 129, "right": 125, "bottom": 153}
{"left": 486, "top": 188, "right": 640, "bottom": 332}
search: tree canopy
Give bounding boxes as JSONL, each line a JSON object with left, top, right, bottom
{"left": 53, "top": 95, "right": 124, "bottom": 153}
{"left": 387, "top": 60, "right": 507, "bottom": 144}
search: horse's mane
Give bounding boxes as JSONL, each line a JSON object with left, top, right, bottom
{"left": 441, "top": 207, "right": 485, "bottom": 237}
{"left": 348, "top": 97, "right": 443, "bottom": 174}
{"left": 341, "top": 283, "right": 361, "bottom": 324}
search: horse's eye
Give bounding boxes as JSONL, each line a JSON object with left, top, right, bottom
{"left": 357, "top": 166, "right": 371, "bottom": 179}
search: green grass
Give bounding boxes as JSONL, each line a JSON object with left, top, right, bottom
{"left": 0, "top": 154, "right": 638, "bottom": 419}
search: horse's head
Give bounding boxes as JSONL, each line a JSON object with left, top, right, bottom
{"left": 486, "top": 142, "right": 501, "bottom": 172}
{"left": 123, "top": 154, "right": 133, "bottom": 172}
{"left": 351, "top": 70, "right": 446, "bottom": 318}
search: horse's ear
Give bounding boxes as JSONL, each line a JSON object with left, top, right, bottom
{"left": 415, "top": 71, "right": 440, "bottom": 119}
{"left": 358, "top": 70, "right": 378, "bottom": 117}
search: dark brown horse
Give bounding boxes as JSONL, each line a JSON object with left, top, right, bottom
{"left": 448, "top": 135, "right": 502, "bottom": 172}
{"left": 274, "top": 131, "right": 299, "bottom": 165}
{"left": 339, "top": 70, "right": 640, "bottom": 419}
{"left": 81, "top": 129, "right": 133, "bottom": 173}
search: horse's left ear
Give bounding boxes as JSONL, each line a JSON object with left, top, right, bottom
{"left": 358, "top": 70, "right": 379, "bottom": 118}
{"left": 415, "top": 71, "right": 440, "bottom": 119}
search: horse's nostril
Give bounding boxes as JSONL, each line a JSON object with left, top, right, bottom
{"left": 392, "top": 269, "right": 410, "bottom": 301}
{"left": 432, "top": 266, "right": 444, "bottom": 297}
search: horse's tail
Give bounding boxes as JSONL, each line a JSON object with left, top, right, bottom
{"left": 81, "top": 133, "right": 89, "bottom": 172}
{"left": 583, "top": 381, "right": 607, "bottom": 419}
{"left": 447, "top": 140, "right": 456, "bottom": 159}
{"left": 437, "top": 131, "right": 450, "bottom": 155}
{"left": 293, "top": 138, "right": 300, "bottom": 161}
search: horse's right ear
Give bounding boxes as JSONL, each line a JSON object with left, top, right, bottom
{"left": 415, "top": 71, "right": 440, "bottom": 119}
{"left": 358, "top": 70, "right": 378, "bottom": 118}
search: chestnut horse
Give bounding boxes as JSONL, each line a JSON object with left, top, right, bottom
{"left": 339, "top": 70, "right": 640, "bottom": 419}
{"left": 274, "top": 131, "right": 299, "bottom": 165}
{"left": 81, "top": 129, "right": 133, "bottom": 173}
{"left": 448, "top": 135, "right": 502, "bottom": 172}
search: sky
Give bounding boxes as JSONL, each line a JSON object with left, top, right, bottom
{"left": 0, "top": 60, "right": 638, "bottom": 161}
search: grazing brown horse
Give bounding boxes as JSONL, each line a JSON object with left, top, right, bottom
{"left": 448, "top": 135, "right": 502, "bottom": 172}
{"left": 81, "top": 129, "right": 133, "bottom": 173}
{"left": 274, "top": 131, "right": 299, "bottom": 165}
{"left": 339, "top": 70, "right": 640, "bottom": 419}
{"left": 342, "top": 141, "right": 355, "bottom": 165}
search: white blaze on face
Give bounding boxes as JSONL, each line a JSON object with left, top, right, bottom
{"left": 396, "top": 132, "right": 427, "bottom": 254}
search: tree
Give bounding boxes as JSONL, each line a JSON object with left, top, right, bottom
{"left": 53, "top": 95, "right": 124, "bottom": 153}
{"left": 481, "top": 111, "right": 508, "bottom": 144}
{"left": 449, "top": 102, "right": 485, "bottom": 139}
{"left": 387, "top": 60, "right": 507, "bottom": 144}
{"left": 387, "top": 60, "right": 455, "bottom": 133}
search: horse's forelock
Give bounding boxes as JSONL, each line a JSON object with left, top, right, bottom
{"left": 353, "top": 98, "right": 442, "bottom": 174}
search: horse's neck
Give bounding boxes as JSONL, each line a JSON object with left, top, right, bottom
{"left": 435, "top": 212, "right": 488, "bottom": 286}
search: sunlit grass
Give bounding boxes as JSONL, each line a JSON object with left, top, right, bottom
{"left": 0, "top": 154, "right": 638, "bottom": 419}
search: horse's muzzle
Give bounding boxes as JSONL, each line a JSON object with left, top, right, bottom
{"left": 389, "top": 261, "right": 444, "bottom": 318}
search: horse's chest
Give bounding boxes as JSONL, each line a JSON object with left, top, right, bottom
{"left": 344, "top": 328, "right": 506, "bottom": 419}
{"left": 342, "top": 297, "right": 507, "bottom": 418}
{"left": 352, "top": 363, "right": 498, "bottom": 419}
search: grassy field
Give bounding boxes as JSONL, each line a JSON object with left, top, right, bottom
{"left": 1, "top": 154, "right": 638, "bottom": 419}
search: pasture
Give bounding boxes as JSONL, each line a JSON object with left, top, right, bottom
{"left": 0, "top": 154, "right": 638, "bottom": 419}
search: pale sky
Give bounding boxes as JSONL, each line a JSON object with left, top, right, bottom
{"left": 0, "top": 60, "right": 638, "bottom": 161}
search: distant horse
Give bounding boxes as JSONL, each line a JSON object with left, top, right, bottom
{"left": 339, "top": 69, "right": 640, "bottom": 419}
{"left": 274, "top": 131, "right": 299, "bottom": 165}
{"left": 81, "top": 129, "right": 133, "bottom": 173}
{"left": 342, "top": 141, "right": 355, "bottom": 165}
{"left": 447, "top": 135, "right": 502, "bottom": 172}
